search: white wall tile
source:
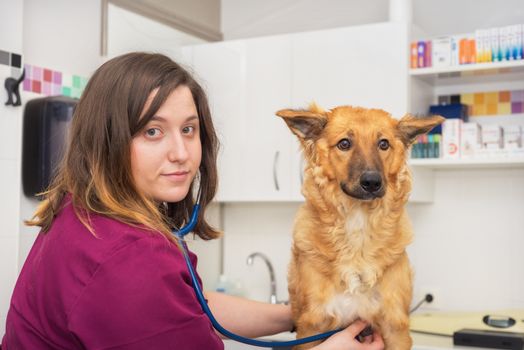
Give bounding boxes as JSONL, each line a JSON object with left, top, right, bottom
{"left": 0, "top": 66, "right": 23, "bottom": 161}
{"left": 222, "top": 203, "right": 297, "bottom": 302}
{"left": 0, "top": 236, "right": 19, "bottom": 334}
{"left": 184, "top": 202, "right": 222, "bottom": 290}
{"left": 0, "top": 160, "right": 20, "bottom": 239}
{"left": 408, "top": 168, "right": 524, "bottom": 311}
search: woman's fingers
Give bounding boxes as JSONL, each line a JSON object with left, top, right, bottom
{"left": 345, "top": 320, "right": 369, "bottom": 337}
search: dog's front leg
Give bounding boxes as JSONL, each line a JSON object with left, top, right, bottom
{"left": 293, "top": 317, "right": 324, "bottom": 350}
{"left": 377, "top": 256, "right": 413, "bottom": 350}
{"left": 377, "top": 318, "right": 411, "bottom": 350}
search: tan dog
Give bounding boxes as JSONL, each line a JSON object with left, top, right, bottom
{"left": 276, "top": 105, "right": 444, "bottom": 350}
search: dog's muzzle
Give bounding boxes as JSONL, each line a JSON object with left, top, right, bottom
{"left": 340, "top": 171, "right": 385, "bottom": 200}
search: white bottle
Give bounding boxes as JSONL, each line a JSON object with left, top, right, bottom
{"left": 215, "top": 274, "right": 231, "bottom": 294}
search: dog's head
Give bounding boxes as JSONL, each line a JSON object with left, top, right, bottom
{"left": 277, "top": 105, "right": 444, "bottom": 201}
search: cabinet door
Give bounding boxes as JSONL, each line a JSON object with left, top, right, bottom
{"left": 243, "top": 35, "right": 295, "bottom": 200}
{"left": 291, "top": 22, "right": 409, "bottom": 118}
{"left": 288, "top": 22, "right": 409, "bottom": 201}
{"left": 190, "top": 41, "right": 248, "bottom": 201}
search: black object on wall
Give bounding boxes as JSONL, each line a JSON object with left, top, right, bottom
{"left": 4, "top": 69, "right": 25, "bottom": 106}
{"left": 22, "top": 96, "right": 77, "bottom": 198}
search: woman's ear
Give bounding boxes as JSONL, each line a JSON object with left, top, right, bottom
{"left": 276, "top": 108, "right": 327, "bottom": 141}
{"left": 397, "top": 114, "right": 445, "bottom": 146}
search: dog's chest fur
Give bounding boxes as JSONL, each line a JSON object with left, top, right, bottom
{"left": 321, "top": 207, "right": 382, "bottom": 324}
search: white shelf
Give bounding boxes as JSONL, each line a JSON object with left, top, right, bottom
{"left": 409, "top": 60, "right": 524, "bottom": 84}
{"left": 409, "top": 157, "right": 524, "bottom": 169}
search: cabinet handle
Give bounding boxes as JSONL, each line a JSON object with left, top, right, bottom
{"left": 273, "top": 151, "right": 280, "bottom": 191}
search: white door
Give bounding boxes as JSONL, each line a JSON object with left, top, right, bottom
{"left": 288, "top": 22, "right": 409, "bottom": 200}
{"left": 243, "top": 35, "right": 294, "bottom": 200}
{"left": 291, "top": 22, "right": 409, "bottom": 118}
{"left": 190, "top": 41, "right": 248, "bottom": 201}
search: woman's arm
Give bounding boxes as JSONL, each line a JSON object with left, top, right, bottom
{"left": 205, "top": 292, "right": 384, "bottom": 350}
{"left": 205, "top": 291, "right": 293, "bottom": 338}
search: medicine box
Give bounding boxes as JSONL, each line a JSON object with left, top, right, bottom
{"left": 442, "top": 119, "right": 462, "bottom": 159}
{"left": 432, "top": 37, "right": 451, "bottom": 67}
{"left": 460, "top": 122, "right": 482, "bottom": 158}
{"left": 482, "top": 125, "right": 503, "bottom": 149}
{"left": 504, "top": 125, "right": 522, "bottom": 149}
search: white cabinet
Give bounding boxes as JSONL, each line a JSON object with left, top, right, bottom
{"left": 185, "top": 41, "right": 248, "bottom": 201}
{"left": 187, "top": 36, "right": 300, "bottom": 201}
{"left": 291, "top": 22, "right": 409, "bottom": 118}
{"left": 185, "top": 22, "right": 414, "bottom": 202}
{"left": 242, "top": 35, "right": 297, "bottom": 201}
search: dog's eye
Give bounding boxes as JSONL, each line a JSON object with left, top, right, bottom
{"left": 337, "top": 139, "right": 352, "bottom": 151}
{"left": 378, "top": 139, "right": 390, "bottom": 150}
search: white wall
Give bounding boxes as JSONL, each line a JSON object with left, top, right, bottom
{"left": 2, "top": 0, "right": 104, "bottom": 334}
{"left": 0, "top": 0, "right": 24, "bottom": 334}
{"left": 414, "top": 0, "right": 524, "bottom": 37}
{"left": 18, "top": 0, "right": 104, "bottom": 268}
{"left": 222, "top": 0, "right": 524, "bottom": 40}
{"left": 221, "top": 0, "right": 389, "bottom": 40}
{"left": 407, "top": 168, "right": 524, "bottom": 311}
{"left": 107, "top": 3, "right": 206, "bottom": 60}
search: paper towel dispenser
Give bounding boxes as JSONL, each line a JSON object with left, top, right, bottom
{"left": 22, "top": 96, "right": 77, "bottom": 198}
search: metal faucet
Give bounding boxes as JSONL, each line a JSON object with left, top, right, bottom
{"left": 246, "top": 252, "right": 278, "bottom": 304}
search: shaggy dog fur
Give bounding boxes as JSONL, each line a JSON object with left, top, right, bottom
{"left": 276, "top": 105, "right": 443, "bottom": 350}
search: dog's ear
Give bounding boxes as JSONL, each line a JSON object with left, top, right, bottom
{"left": 275, "top": 109, "right": 327, "bottom": 140}
{"left": 397, "top": 114, "right": 445, "bottom": 146}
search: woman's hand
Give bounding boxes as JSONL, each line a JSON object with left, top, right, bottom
{"left": 313, "top": 321, "right": 384, "bottom": 350}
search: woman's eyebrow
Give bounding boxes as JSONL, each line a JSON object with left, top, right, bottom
{"left": 185, "top": 115, "right": 199, "bottom": 122}
{"left": 150, "top": 115, "right": 167, "bottom": 122}
{"left": 149, "top": 115, "right": 198, "bottom": 122}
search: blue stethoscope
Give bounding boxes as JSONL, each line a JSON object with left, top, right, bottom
{"left": 172, "top": 187, "right": 343, "bottom": 347}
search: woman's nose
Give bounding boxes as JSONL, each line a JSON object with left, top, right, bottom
{"left": 167, "top": 134, "right": 189, "bottom": 163}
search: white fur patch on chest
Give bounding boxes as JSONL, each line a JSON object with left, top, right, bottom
{"left": 345, "top": 208, "right": 368, "bottom": 235}
{"left": 323, "top": 290, "right": 381, "bottom": 325}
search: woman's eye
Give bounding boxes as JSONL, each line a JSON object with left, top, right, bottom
{"left": 337, "top": 138, "right": 352, "bottom": 151}
{"left": 182, "top": 125, "right": 195, "bottom": 134}
{"left": 145, "top": 128, "right": 161, "bottom": 138}
{"left": 378, "top": 139, "right": 390, "bottom": 150}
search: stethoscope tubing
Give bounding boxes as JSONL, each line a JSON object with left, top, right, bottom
{"left": 174, "top": 201, "right": 342, "bottom": 347}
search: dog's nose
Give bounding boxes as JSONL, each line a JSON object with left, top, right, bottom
{"left": 360, "top": 171, "right": 382, "bottom": 193}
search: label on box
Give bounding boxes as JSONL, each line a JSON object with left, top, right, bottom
{"left": 482, "top": 124, "right": 503, "bottom": 149}
{"left": 433, "top": 37, "right": 451, "bottom": 67}
{"left": 461, "top": 122, "right": 482, "bottom": 158}
{"left": 504, "top": 125, "right": 523, "bottom": 150}
{"left": 443, "top": 119, "right": 462, "bottom": 159}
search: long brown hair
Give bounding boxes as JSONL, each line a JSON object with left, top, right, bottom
{"left": 27, "top": 52, "right": 221, "bottom": 241}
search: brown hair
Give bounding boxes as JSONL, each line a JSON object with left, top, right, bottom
{"left": 27, "top": 52, "right": 221, "bottom": 241}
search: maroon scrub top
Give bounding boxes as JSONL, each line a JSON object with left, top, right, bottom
{"left": 1, "top": 196, "right": 223, "bottom": 350}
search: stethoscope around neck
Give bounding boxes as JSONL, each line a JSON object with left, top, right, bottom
{"left": 172, "top": 185, "right": 343, "bottom": 347}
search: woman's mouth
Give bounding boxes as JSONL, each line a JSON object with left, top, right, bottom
{"left": 162, "top": 171, "right": 189, "bottom": 182}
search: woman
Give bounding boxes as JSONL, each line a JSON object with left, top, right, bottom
{"left": 2, "top": 52, "right": 383, "bottom": 349}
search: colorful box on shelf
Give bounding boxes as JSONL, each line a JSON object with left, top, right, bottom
{"left": 411, "top": 121, "right": 524, "bottom": 161}
{"left": 410, "top": 24, "right": 524, "bottom": 69}
{"left": 439, "top": 89, "right": 524, "bottom": 117}
{"left": 411, "top": 134, "right": 441, "bottom": 159}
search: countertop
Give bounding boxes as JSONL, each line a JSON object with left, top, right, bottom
{"left": 224, "top": 332, "right": 495, "bottom": 350}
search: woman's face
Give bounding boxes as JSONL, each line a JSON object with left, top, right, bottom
{"left": 131, "top": 85, "right": 202, "bottom": 203}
